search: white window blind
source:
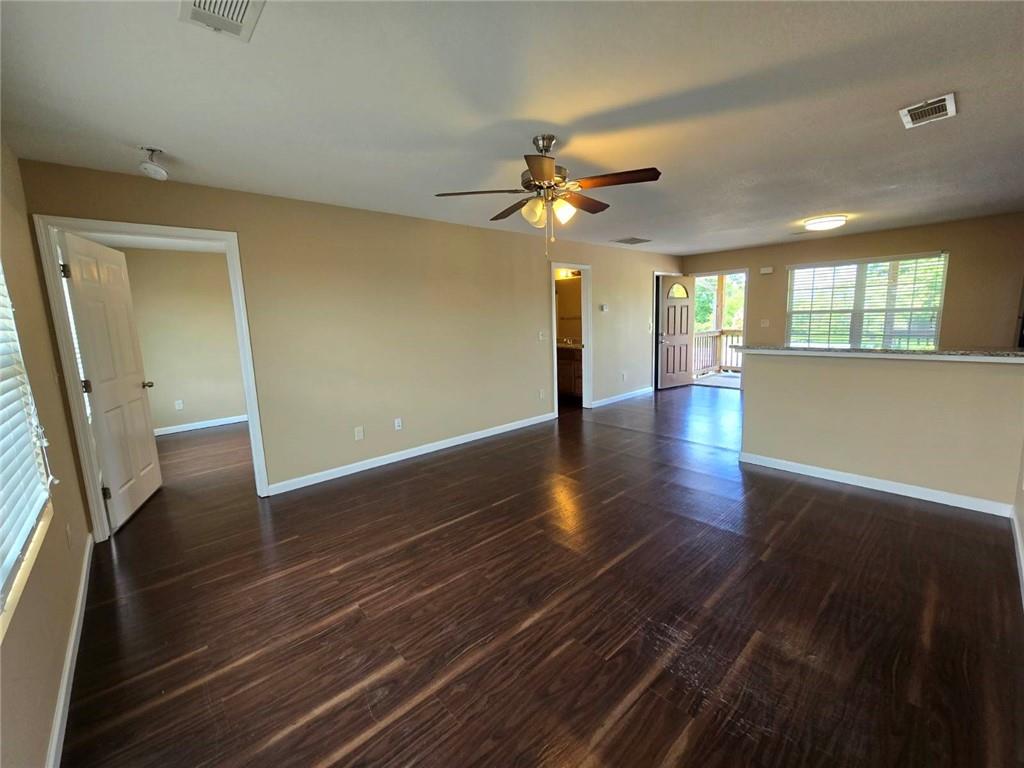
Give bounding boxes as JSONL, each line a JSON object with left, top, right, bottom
{"left": 1, "top": 258, "right": 53, "bottom": 604}
{"left": 787, "top": 252, "right": 948, "bottom": 350}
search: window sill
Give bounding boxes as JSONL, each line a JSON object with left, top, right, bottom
{"left": 0, "top": 501, "right": 54, "bottom": 642}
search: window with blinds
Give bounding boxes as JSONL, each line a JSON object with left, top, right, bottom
{"left": 787, "top": 252, "right": 948, "bottom": 350}
{"left": 1, "top": 258, "right": 53, "bottom": 606}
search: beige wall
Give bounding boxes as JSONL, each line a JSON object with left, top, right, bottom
{"left": 555, "top": 276, "right": 582, "bottom": 341}
{"left": 124, "top": 249, "right": 246, "bottom": 430}
{"left": 1, "top": 145, "right": 92, "bottom": 767}
{"left": 19, "top": 160, "right": 682, "bottom": 484}
{"left": 742, "top": 352, "right": 1024, "bottom": 505}
{"left": 680, "top": 213, "right": 1024, "bottom": 348}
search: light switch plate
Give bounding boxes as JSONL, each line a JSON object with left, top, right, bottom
{"left": 354, "top": 426, "right": 364, "bottom": 441}
{"left": 174, "top": 399, "right": 184, "bottom": 411}
{"left": 759, "top": 266, "right": 775, "bottom": 275}
{"left": 760, "top": 319, "right": 770, "bottom": 328}
{"left": 394, "top": 417, "right": 403, "bottom": 431}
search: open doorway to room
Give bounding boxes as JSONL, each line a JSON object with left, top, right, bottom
{"left": 551, "top": 263, "right": 592, "bottom": 414}
{"left": 34, "top": 216, "right": 267, "bottom": 542}
{"left": 693, "top": 270, "right": 747, "bottom": 389}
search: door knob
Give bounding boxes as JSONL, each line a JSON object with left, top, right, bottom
{"left": 142, "top": 381, "right": 155, "bottom": 388}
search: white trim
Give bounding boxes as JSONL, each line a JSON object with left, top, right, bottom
{"left": 591, "top": 386, "right": 654, "bottom": 408}
{"left": 268, "top": 412, "right": 556, "bottom": 495}
{"left": 153, "top": 414, "right": 248, "bottom": 436}
{"left": 739, "top": 452, "right": 1013, "bottom": 518}
{"left": 550, "top": 262, "right": 593, "bottom": 411}
{"left": 46, "top": 534, "right": 93, "bottom": 768}
{"left": 739, "top": 348, "right": 1024, "bottom": 364}
{"left": 33, "top": 216, "right": 271, "bottom": 543}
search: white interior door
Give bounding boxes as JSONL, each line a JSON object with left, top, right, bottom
{"left": 62, "top": 232, "right": 162, "bottom": 532}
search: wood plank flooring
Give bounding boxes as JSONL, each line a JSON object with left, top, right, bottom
{"left": 61, "top": 386, "right": 1024, "bottom": 767}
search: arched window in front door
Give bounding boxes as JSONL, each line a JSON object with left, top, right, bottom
{"left": 667, "top": 282, "right": 688, "bottom": 299}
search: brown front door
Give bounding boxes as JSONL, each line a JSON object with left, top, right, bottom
{"left": 657, "top": 275, "right": 694, "bottom": 389}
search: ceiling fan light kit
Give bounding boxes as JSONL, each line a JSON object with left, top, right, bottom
{"left": 436, "top": 134, "right": 661, "bottom": 253}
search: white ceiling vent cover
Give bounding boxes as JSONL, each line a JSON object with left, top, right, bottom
{"left": 179, "top": 0, "right": 265, "bottom": 42}
{"left": 899, "top": 93, "right": 957, "bottom": 129}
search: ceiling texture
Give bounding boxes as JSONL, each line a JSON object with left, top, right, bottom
{"left": 2, "top": 2, "right": 1022, "bottom": 255}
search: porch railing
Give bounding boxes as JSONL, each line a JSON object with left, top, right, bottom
{"left": 694, "top": 329, "right": 743, "bottom": 376}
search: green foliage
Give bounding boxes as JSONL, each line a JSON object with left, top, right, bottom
{"left": 694, "top": 273, "right": 745, "bottom": 332}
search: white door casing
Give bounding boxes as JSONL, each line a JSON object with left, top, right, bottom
{"left": 61, "top": 233, "right": 162, "bottom": 531}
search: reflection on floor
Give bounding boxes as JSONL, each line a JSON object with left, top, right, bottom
{"left": 62, "top": 387, "right": 1023, "bottom": 767}
{"left": 694, "top": 371, "right": 741, "bottom": 389}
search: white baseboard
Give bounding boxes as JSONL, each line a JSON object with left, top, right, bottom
{"left": 268, "top": 412, "right": 557, "bottom": 495}
{"left": 739, "top": 452, "right": 1013, "bottom": 518}
{"left": 154, "top": 414, "right": 247, "bottom": 436}
{"left": 591, "top": 386, "right": 654, "bottom": 408}
{"left": 46, "top": 534, "right": 93, "bottom": 768}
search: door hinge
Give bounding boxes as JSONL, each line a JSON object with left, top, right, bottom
{"left": 60, "top": 263, "right": 71, "bottom": 278}
{"left": 81, "top": 379, "right": 93, "bottom": 394}
{"left": 101, "top": 486, "right": 112, "bottom": 501}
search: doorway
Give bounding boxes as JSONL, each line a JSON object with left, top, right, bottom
{"left": 550, "top": 263, "right": 592, "bottom": 414}
{"left": 34, "top": 216, "right": 268, "bottom": 542}
{"left": 693, "top": 270, "right": 747, "bottom": 388}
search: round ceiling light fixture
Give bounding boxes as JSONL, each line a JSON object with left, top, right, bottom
{"left": 138, "top": 147, "right": 168, "bottom": 181}
{"left": 803, "top": 214, "right": 848, "bottom": 231}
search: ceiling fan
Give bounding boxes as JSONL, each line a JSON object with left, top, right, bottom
{"left": 435, "top": 134, "right": 661, "bottom": 244}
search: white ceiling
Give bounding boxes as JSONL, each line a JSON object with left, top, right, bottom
{"left": 3, "top": 2, "right": 1022, "bottom": 255}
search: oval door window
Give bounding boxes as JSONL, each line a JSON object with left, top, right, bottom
{"left": 667, "top": 282, "right": 688, "bottom": 298}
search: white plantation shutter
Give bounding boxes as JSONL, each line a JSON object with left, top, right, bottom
{"left": 787, "top": 252, "right": 948, "bottom": 350}
{"left": 0, "top": 258, "right": 53, "bottom": 604}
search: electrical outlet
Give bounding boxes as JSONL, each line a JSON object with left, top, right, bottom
{"left": 538, "top": 330, "right": 547, "bottom": 341}
{"left": 394, "top": 417, "right": 403, "bottom": 431}
{"left": 174, "top": 399, "right": 184, "bottom": 411}
{"left": 354, "top": 426, "right": 364, "bottom": 441}
{"left": 538, "top": 387, "right": 545, "bottom": 401}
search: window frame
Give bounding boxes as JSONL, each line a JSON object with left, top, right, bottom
{"left": 785, "top": 251, "right": 948, "bottom": 350}
{"left": 0, "top": 256, "right": 55, "bottom": 620}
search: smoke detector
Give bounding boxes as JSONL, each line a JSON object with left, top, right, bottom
{"left": 138, "top": 148, "right": 168, "bottom": 181}
{"left": 899, "top": 93, "right": 957, "bottom": 129}
{"left": 179, "top": 0, "right": 265, "bottom": 43}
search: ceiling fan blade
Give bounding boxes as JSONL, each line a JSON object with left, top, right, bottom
{"left": 436, "top": 189, "right": 527, "bottom": 197}
{"left": 575, "top": 167, "right": 661, "bottom": 189}
{"left": 524, "top": 154, "right": 555, "bottom": 183}
{"left": 564, "top": 192, "right": 609, "bottom": 214}
{"left": 490, "top": 198, "right": 531, "bottom": 221}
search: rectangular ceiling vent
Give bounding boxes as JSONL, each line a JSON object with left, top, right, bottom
{"left": 899, "top": 93, "right": 957, "bottom": 129}
{"left": 612, "top": 237, "right": 652, "bottom": 245}
{"left": 179, "top": 0, "right": 265, "bottom": 42}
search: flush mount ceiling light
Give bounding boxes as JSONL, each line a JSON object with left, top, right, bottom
{"left": 138, "top": 147, "right": 168, "bottom": 181}
{"left": 803, "top": 214, "right": 847, "bottom": 231}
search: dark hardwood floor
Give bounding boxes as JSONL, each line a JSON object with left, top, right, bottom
{"left": 62, "top": 386, "right": 1024, "bottom": 767}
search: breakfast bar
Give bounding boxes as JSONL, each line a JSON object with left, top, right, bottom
{"left": 738, "top": 346, "right": 1024, "bottom": 516}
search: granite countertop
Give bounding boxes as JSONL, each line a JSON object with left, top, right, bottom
{"left": 738, "top": 345, "right": 1024, "bottom": 361}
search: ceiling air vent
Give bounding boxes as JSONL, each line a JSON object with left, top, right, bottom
{"left": 899, "top": 93, "right": 957, "bottom": 129}
{"left": 179, "top": 0, "right": 265, "bottom": 42}
{"left": 612, "top": 237, "right": 652, "bottom": 245}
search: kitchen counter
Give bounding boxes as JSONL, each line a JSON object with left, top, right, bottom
{"left": 739, "top": 345, "right": 1024, "bottom": 363}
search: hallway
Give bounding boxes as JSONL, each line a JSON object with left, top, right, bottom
{"left": 62, "top": 388, "right": 1022, "bottom": 767}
